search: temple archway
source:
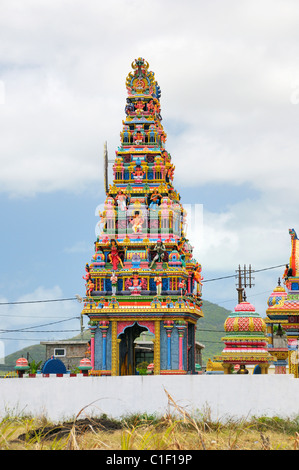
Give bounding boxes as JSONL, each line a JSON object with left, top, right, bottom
{"left": 118, "top": 322, "right": 154, "bottom": 375}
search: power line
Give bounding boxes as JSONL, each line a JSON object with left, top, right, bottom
{"left": 0, "top": 315, "right": 79, "bottom": 319}
{"left": 198, "top": 328, "right": 225, "bottom": 333}
{"left": 0, "top": 330, "right": 80, "bottom": 334}
{"left": 0, "top": 336, "right": 81, "bottom": 341}
{"left": 0, "top": 263, "right": 286, "bottom": 307}
{"left": 0, "top": 297, "right": 77, "bottom": 306}
{"left": 0, "top": 317, "right": 79, "bottom": 333}
{"left": 201, "top": 340, "right": 223, "bottom": 344}
{"left": 202, "top": 264, "right": 285, "bottom": 283}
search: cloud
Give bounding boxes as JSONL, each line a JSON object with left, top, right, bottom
{"left": 187, "top": 191, "right": 295, "bottom": 315}
{"left": 1, "top": 0, "right": 299, "bottom": 197}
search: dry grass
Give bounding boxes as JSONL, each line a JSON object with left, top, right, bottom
{"left": 1, "top": 390, "right": 299, "bottom": 450}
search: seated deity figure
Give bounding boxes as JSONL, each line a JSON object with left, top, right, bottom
{"left": 132, "top": 165, "right": 145, "bottom": 183}
{"left": 148, "top": 189, "right": 162, "bottom": 211}
{"left": 108, "top": 239, "right": 124, "bottom": 270}
{"left": 130, "top": 211, "right": 144, "bottom": 234}
{"left": 129, "top": 272, "right": 142, "bottom": 293}
{"left": 125, "top": 273, "right": 146, "bottom": 295}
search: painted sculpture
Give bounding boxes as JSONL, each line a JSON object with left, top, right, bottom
{"left": 80, "top": 58, "right": 203, "bottom": 376}
{"left": 150, "top": 240, "right": 166, "bottom": 268}
{"left": 108, "top": 239, "right": 124, "bottom": 270}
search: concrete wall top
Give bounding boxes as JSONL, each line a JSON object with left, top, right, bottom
{"left": 0, "top": 374, "right": 297, "bottom": 423}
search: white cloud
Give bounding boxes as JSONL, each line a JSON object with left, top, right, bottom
{"left": 1, "top": 0, "right": 299, "bottom": 197}
{"left": 187, "top": 191, "right": 296, "bottom": 315}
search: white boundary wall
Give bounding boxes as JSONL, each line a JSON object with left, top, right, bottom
{"left": 0, "top": 374, "right": 299, "bottom": 423}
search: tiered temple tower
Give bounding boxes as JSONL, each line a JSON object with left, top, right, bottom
{"left": 266, "top": 228, "right": 299, "bottom": 375}
{"left": 81, "top": 58, "right": 203, "bottom": 376}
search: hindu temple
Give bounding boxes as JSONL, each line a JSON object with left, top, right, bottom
{"left": 265, "top": 228, "right": 299, "bottom": 375}
{"left": 81, "top": 58, "right": 204, "bottom": 376}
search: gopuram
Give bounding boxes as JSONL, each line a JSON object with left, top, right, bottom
{"left": 81, "top": 58, "right": 203, "bottom": 376}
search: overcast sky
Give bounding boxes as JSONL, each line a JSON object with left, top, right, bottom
{"left": 1, "top": 0, "right": 299, "bottom": 357}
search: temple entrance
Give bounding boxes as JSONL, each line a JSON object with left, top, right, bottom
{"left": 118, "top": 322, "right": 154, "bottom": 376}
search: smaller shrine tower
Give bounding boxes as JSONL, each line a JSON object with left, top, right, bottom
{"left": 265, "top": 228, "right": 299, "bottom": 376}
{"left": 214, "top": 295, "right": 273, "bottom": 374}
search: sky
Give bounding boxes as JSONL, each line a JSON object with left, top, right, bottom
{"left": 1, "top": 0, "right": 299, "bottom": 358}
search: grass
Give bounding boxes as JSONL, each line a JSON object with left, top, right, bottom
{"left": 1, "top": 414, "right": 298, "bottom": 450}
{"left": 1, "top": 390, "right": 299, "bottom": 450}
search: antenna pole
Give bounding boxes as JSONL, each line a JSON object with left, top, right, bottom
{"left": 236, "top": 264, "right": 255, "bottom": 303}
{"left": 104, "top": 141, "right": 108, "bottom": 194}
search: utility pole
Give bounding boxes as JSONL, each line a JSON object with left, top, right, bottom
{"left": 103, "top": 141, "right": 114, "bottom": 194}
{"left": 104, "top": 141, "right": 108, "bottom": 194}
{"left": 235, "top": 264, "right": 254, "bottom": 303}
{"left": 80, "top": 315, "right": 84, "bottom": 339}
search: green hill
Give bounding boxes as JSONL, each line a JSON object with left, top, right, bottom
{"left": 2, "top": 300, "right": 229, "bottom": 371}
{"left": 197, "top": 299, "right": 230, "bottom": 364}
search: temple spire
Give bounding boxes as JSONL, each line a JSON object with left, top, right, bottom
{"left": 81, "top": 58, "right": 204, "bottom": 376}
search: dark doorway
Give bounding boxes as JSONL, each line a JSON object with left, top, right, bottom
{"left": 118, "top": 322, "right": 149, "bottom": 375}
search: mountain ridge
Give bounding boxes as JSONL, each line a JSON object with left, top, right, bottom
{"left": 1, "top": 299, "right": 230, "bottom": 370}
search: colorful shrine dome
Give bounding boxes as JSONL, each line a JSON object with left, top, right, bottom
{"left": 79, "top": 358, "right": 92, "bottom": 371}
{"left": 15, "top": 357, "right": 30, "bottom": 371}
{"left": 224, "top": 301, "right": 266, "bottom": 334}
{"left": 214, "top": 299, "right": 273, "bottom": 371}
{"left": 267, "top": 283, "right": 287, "bottom": 308}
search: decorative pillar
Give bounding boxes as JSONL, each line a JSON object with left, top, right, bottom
{"left": 89, "top": 323, "right": 98, "bottom": 370}
{"left": 163, "top": 320, "right": 174, "bottom": 370}
{"left": 154, "top": 320, "right": 160, "bottom": 375}
{"left": 111, "top": 321, "right": 118, "bottom": 376}
{"left": 274, "top": 362, "right": 287, "bottom": 374}
{"left": 99, "top": 321, "right": 110, "bottom": 370}
{"left": 222, "top": 363, "right": 232, "bottom": 374}
{"left": 263, "top": 364, "right": 269, "bottom": 374}
{"left": 176, "top": 321, "right": 187, "bottom": 371}
{"left": 117, "top": 339, "right": 121, "bottom": 375}
{"left": 267, "top": 324, "right": 273, "bottom": 345}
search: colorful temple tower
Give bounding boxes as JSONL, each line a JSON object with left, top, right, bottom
{"left": 81, "top": 58, "right": 203, "bottom": 376}
{"left": 266, "top": 228, "right": 299, "bottom": 375}
{"left": 214, "top": 295, "right": 273, "bottom": 374}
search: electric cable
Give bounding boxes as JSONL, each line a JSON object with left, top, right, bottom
{"left": 202, "top": 263, "right": 285, "bottom": 283}
{"left": 0, "top": 297, "right": 76, "bottom": 306}
{"left": 0, "top": 262, "right": 286, "bottom": 306}
{"left": 0, "top": 317, "right": 79, "bottom": 333}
